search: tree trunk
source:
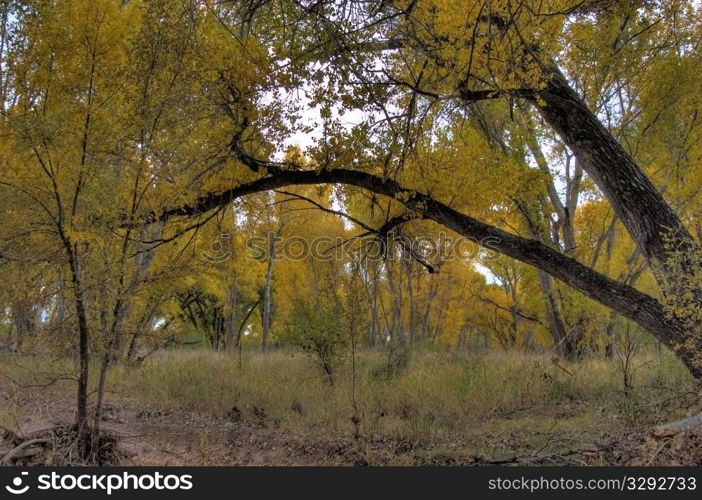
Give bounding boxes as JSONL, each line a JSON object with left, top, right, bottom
{"left": 536, "top": 270, "right": 573, "bottom": 359}
{"left": 11, "top": 304, "right": 33, "bottom": 352}
{"left": 523, "top": 118, "right": 579, "bottom": 256}
{"left": 65, "top": 242, "right": 91, "bottom": 452}
{"left": 404, "top": 260, "right": 417, "bottom": 342}
{"left": 368, "top": 285, "right": 379, "bottom": 347}
{"left": 126, "top": 307, "right": 158, "bottom": 363}
{"left": 93, "top": 221, "right": 164, "bottom": 446}
{"left": 532, "top": 68, "right": 700, "bottom": 278}
{"left": 261, "top": 233, "right": 276, "bottom": 352}
{"left": 384, "top": 256, "right": 405, "bottom": 344}
{"left": 112, "top": 221, "right": 164, "bottom": 360}
{"left": 224, "top": 284, "right": 239, "bottom": 350}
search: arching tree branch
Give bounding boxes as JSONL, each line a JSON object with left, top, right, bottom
{"left": 159, "top": 159, "right": 699, "bottom": 378}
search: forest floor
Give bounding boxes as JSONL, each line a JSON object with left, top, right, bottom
{"left": 1, "top": 348, "right": 701, "bottom": 465}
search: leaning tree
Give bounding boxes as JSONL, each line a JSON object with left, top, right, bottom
{"left": 162, "top": 0, "right": 702, "bottom": 378}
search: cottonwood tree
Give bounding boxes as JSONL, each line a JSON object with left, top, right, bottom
{"left": 162, "top": 0, "right": 702, "bottom": 379}
{"left": 0, "top": 0, "right": 272, "bottom": 455}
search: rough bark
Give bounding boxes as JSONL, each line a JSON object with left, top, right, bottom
{"left": 531, "top": 68, "right": 700, "bottom": 276}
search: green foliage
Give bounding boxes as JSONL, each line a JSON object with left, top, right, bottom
{"left": 281, "top": 300, "right": 347, "bottom": 385}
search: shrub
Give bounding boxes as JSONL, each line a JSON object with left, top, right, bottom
{"left": 280, "top": 300, "right": 347, "bottom": 385}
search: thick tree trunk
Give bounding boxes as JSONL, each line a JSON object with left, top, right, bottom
{"left": 532, "top": 68, "right": 700, "bottom": 276}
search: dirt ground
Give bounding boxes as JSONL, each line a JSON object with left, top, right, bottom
{"left": 2, "top": 383, "right": 700, "bottom": 466}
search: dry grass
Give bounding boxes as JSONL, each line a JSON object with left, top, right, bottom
{"left": 114, "top": 348, "right": 698, "bottom": 444}
{"left": 1, "top": 347, "right": 699, "bottom": 462}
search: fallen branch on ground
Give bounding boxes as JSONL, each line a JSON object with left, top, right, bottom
{"left": 650, "top": 411, "right": 702, "bottom": 439}
{"left": 0, "top": 438, "right": 50, "bottom": 465}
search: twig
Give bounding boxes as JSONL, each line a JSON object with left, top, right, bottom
{"left": 550, "top": 356, "right": 574, "bottom": 376}
{"left": 645, "top": 438, "right": 671, "bottom": 466}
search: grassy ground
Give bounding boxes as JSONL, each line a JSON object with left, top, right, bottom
{"left": 1, "top": 347, "right": 700, "bottom": 465}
